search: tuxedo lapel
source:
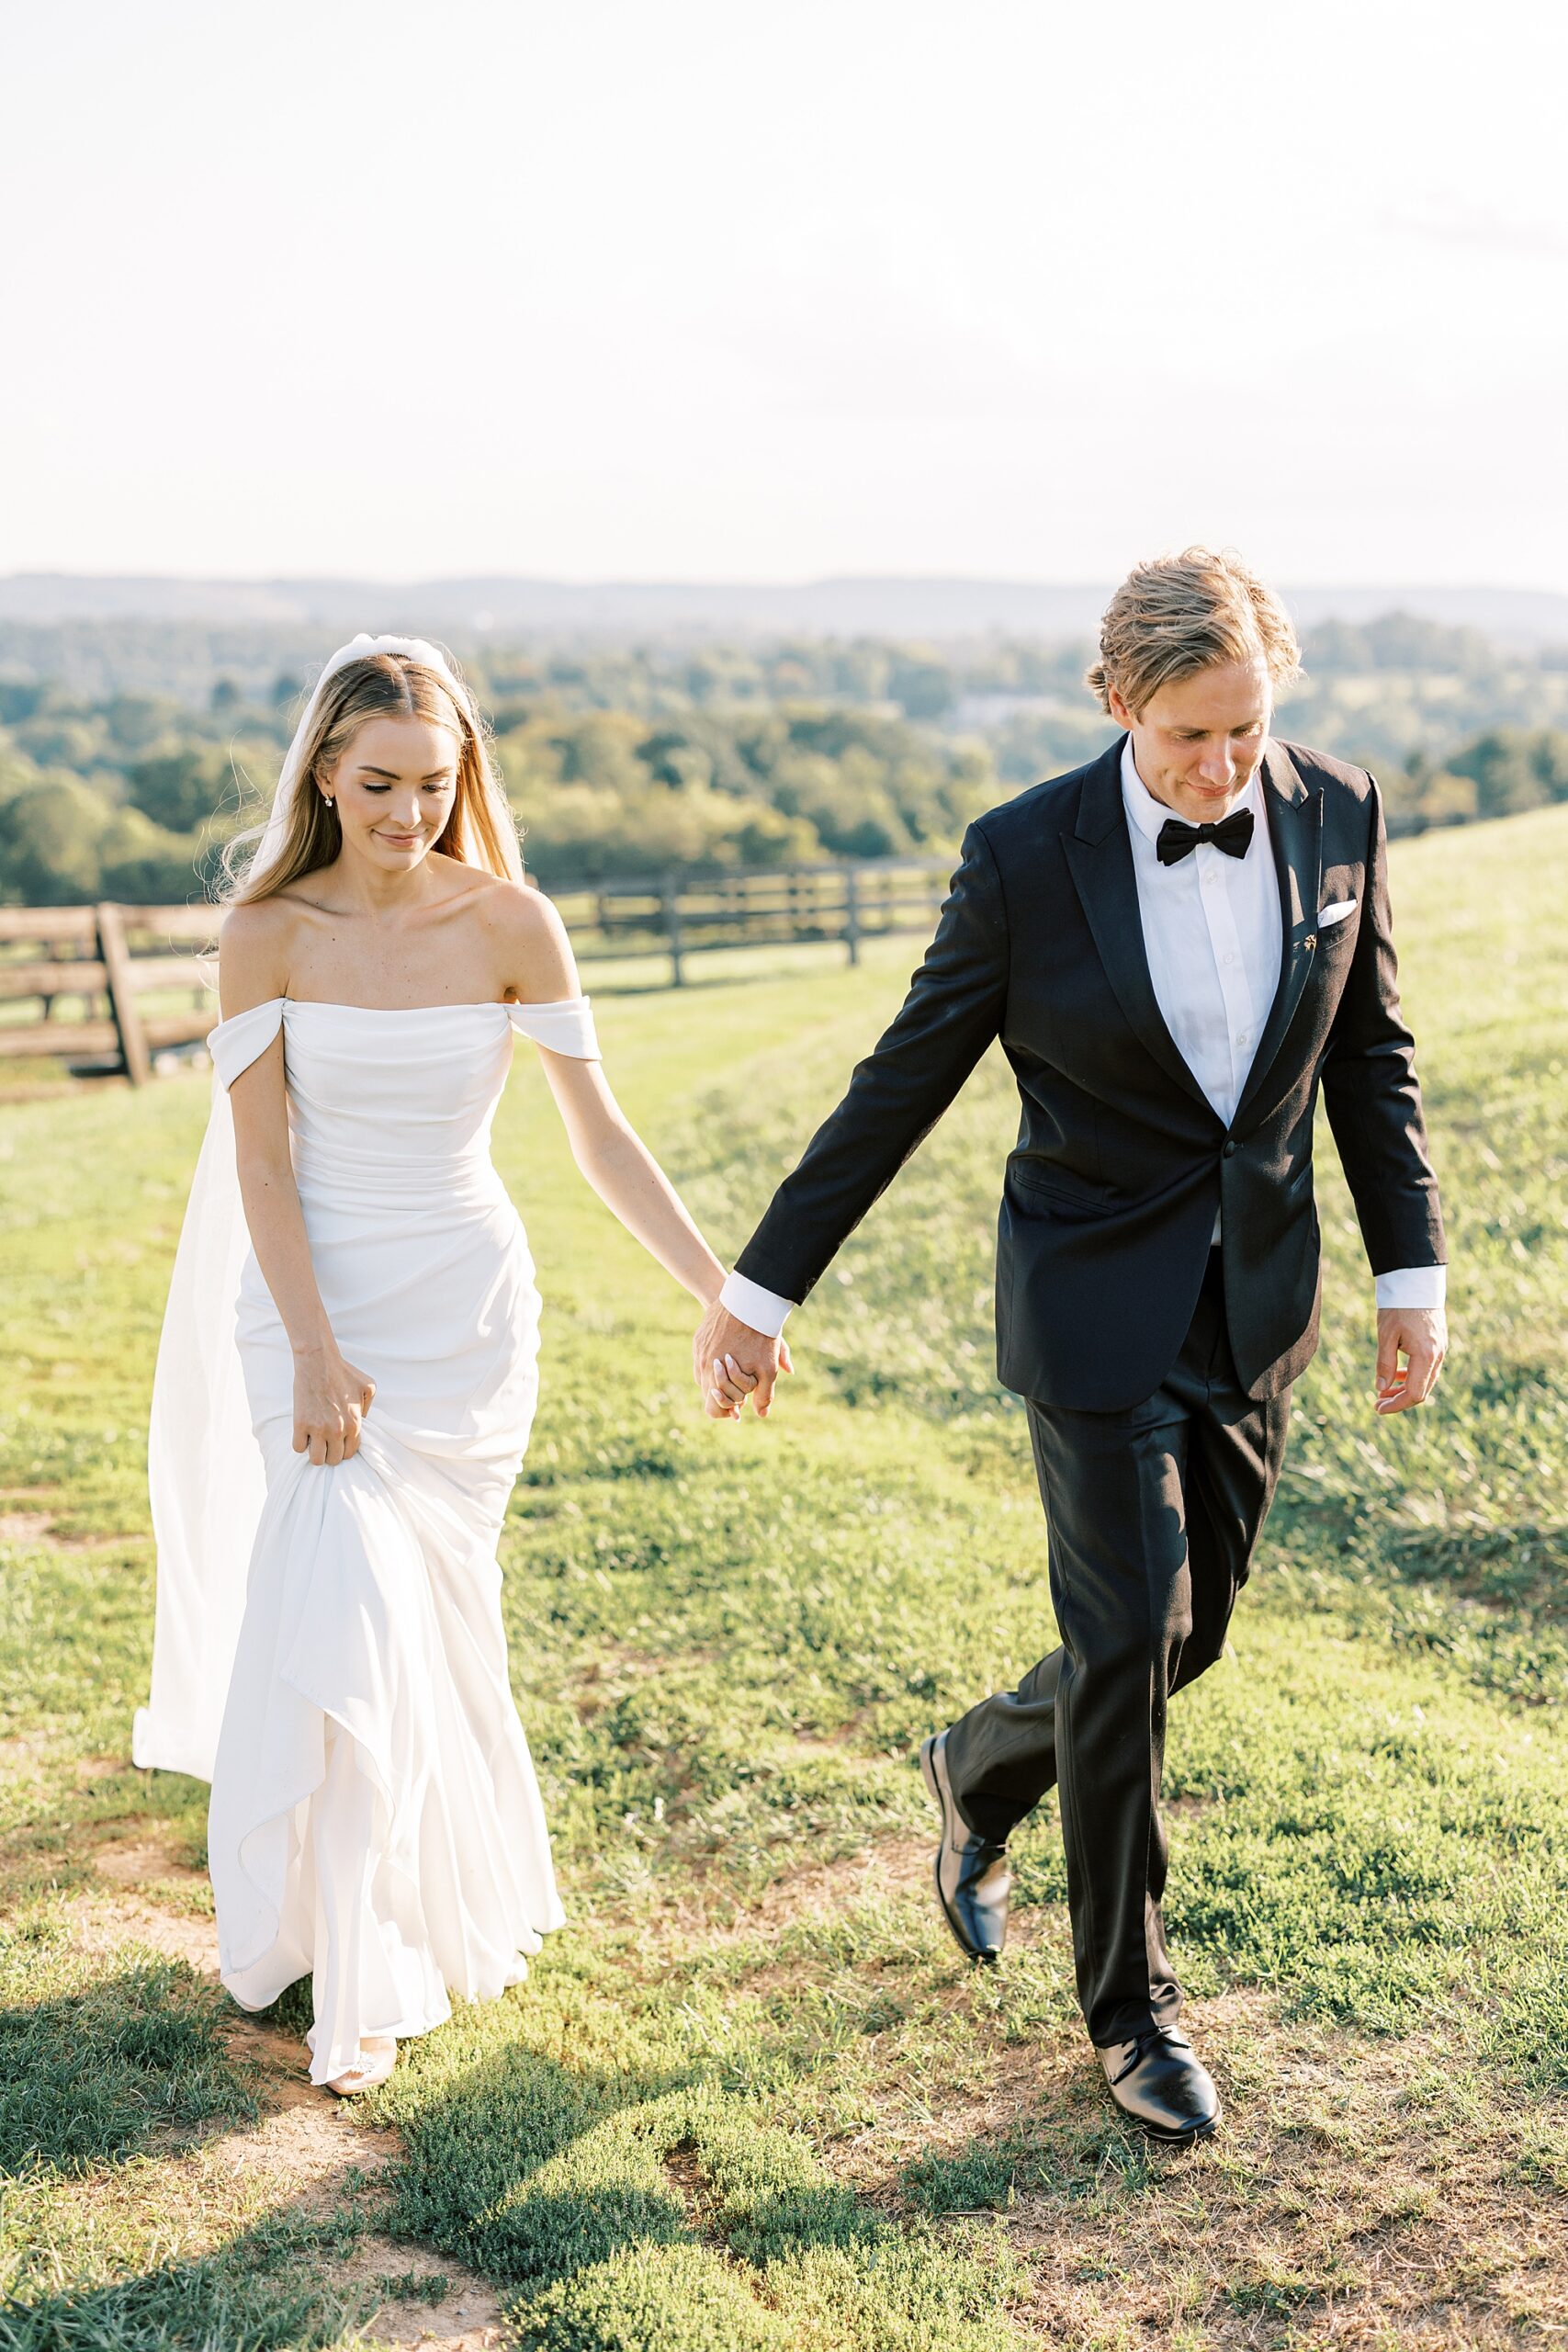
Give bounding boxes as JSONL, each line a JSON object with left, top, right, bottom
{"left": 1233, "top": 741, "right": 1324, "bottom": 1127}
{"left": 1060, "top": 741, "right": 1220, "bottom": 1118}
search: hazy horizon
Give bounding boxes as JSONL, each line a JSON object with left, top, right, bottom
{"left": 5, "top": 566, "right": 1565, "bottom": 594}
{"left": 6, "top": 573, "right": 1568, "bottom": 651}
{"left": 4, "top": 0, "right": 1565, "bottom": 590}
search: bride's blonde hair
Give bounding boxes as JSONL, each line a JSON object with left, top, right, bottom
{"left": 226, "top": 650, "right": 522, "bottom": 904}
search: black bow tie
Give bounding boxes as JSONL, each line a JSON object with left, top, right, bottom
{"left": 1155, "top": 807, "right": 1255, "bottom": 866}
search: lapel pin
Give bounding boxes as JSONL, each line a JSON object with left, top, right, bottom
{"left": 1303, "top": 933, "right": 1315, "bottom": 950}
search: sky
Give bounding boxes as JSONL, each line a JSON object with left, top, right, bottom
{"left": 3, "top": 0, "right": 1565, "bottom": 587}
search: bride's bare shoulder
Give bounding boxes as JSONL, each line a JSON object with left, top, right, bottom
{"left": 473, "top": 874, "right": 581, "bottom": 1001}
{"left": 218, "top": 895, "right": 302, "bottom": 1015}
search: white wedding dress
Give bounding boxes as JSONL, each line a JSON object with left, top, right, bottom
{"left": 135, "top": 995, "right": 597, "bottom": 2083}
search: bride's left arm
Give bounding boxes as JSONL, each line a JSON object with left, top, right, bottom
{"left": 498, "top": 884, "right": 728, "bottom": 1310}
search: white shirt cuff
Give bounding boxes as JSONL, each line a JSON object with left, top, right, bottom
{"left": 719, "top": 1271, "right": 796, "bottom": 1337}
{"left": 1374, "top": 1265, "right": 1447, "bottom": 1310}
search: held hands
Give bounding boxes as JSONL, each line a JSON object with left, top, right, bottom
{"left": 1374, "top": 1306, "right": 1448, "bottom": 1415}
{"left": 693, "top": 1299, "right": 793, "bottom": 1422}
{"left": 292, "top": 1340, "right": 377, "bottom": 1464}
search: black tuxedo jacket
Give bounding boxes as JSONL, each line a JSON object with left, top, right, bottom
{"left": 735, "top": 736, "right": 1447, "bottom": 1412}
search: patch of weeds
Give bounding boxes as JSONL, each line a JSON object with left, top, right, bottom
{"left": 372, "top": 2267, "right": 451, "bottom": 2304}
{"left": 900, "top": 2144, "right": 1019, "bottom": 2216}
{"left": 510, "top": 2242, "right": 792, "bottom": 2352}
{"left": 1224, "top": 2266, "right": 1328, "bottom": 2317}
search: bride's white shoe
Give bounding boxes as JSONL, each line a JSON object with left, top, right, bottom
{"left": 323, "top": 2035, "right": 398, "bottom": 2096}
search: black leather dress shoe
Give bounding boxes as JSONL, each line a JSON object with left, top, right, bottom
{"left": 1098, "top": 2027, "right": 1220, "bottom": 2143}
{"left": 919, "top": 1730, "right": 1010, "bottom": 1963}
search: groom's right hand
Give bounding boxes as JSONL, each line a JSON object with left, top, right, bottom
{"left": 693, "top": 1299, "right": 793, "bottom": 1421}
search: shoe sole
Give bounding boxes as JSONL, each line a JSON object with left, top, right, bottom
{"left": 919, "top": 1736, "right": 999, "bottom": 1967}
{"left": 1114, "top": 2100, "right": 1221, "bottom": 2145}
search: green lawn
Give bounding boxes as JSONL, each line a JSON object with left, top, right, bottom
{"left": 1, "top": 806, "right": 1564, "bottom": 2349}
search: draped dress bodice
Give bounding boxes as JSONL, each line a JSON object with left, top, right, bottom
{"left": 220, "top": 1001, "right": 595, "bottom": 1479}
{"left": 214, "top": 996, "right": 596, "bottom": 1204}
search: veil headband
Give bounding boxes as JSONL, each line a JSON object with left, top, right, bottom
{"left": 249, "top": 632, "right": 465, "bottom": 885}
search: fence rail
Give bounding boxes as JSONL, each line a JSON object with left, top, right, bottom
{"left": 0, "top": 857, "right": 953, "bottom": 1081}
{"left": 546, "top": 857, "right": 951, "bottom": 984}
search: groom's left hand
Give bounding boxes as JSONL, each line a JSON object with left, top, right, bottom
{"left": 1374, "top": 1305, "right": 1448, "bottom": 1414}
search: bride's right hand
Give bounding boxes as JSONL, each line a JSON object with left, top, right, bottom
{"left": 292, "top": 1343, "right": 377, "bottom": 1465}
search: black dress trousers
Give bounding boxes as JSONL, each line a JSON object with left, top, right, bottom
{"left": 941, "top": 1246, "right": 1292, "bottom": 2048}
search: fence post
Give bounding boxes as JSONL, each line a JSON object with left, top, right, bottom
{"left": 96, "top": 902, "right": 152, "bottom": 1085}
{"left": 41, "top": 940, "right": 63, "bottom": 1024}
{"left": 843, "top": 865, "right": 861, "bottom": 966}
{"left": 662, "top": 877, "right": 685, "bottom": 987}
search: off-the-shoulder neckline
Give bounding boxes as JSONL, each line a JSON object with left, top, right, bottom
{"left": 221, "top": 996, "right": 588, "bottom": 1015}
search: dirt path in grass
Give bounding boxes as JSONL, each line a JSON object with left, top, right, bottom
{"left": 78, "top": 1836, "right": 508, "bottom": 2352}
{"left": 945, "top": 1990, "right": 1562, "bottom": 2350}
{"left": 6, "top": 1497, "right": 501, "bottom": 2343}
{"left": 807, "top": 1958, "right": 1566, "bottom": 2348}
{"left": 28, "top": 1792, "right": 1568, "bottom": 2351}
{"left": 611, "top": 1834, "right": 1568, "bottom": 2347}
{"left": 35, "top": 1752, "right": 1568, "bottom": 2352}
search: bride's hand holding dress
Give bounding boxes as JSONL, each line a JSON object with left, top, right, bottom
{"left": 290, "top": 1341, "right": 376, "bottom": 1469}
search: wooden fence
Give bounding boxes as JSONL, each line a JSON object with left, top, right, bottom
{"left": 547, "top": 858, "right": 951, "bottom": 987}
{"left": 0, "top": 903, "right": 220, "bottom": 1083}
{"left": 0, "top": 858, "right": 953, "bottom": 1082}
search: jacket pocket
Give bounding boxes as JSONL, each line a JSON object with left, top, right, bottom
{"left": 1008, "top": 1163, "right": 1112, "bottom": 1217}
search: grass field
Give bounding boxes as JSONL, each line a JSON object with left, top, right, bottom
{"left": 1, "top": 805, "right": 1564, "bottom": 2350}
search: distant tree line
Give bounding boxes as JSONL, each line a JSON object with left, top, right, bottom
{"left": 1, "top": 616, "right": 1566, "bottom": 906}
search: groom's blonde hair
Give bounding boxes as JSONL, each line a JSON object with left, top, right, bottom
{"left": 1086, "top": 548, "right": 1302, "bottom": 719}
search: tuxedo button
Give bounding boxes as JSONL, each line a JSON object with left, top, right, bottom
{"left": 1223, "top": 1141, "right": 1237, "bottom": 1159}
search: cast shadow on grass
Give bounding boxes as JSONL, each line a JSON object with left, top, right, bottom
{"left": 0, "top": 1974, "right": 596, "bottom": 2346}
{"left": 0, "top": 1939, "right": 390, "bottom": 2348}
{"left": 239, "top": 1978, "right": 925, "bottom": 2292}
{"left": 890, "top": 2042, "right": 1214, "bottom": 2229}
{"left": 0, "top": 2197, "right": 376, "bottom": 2352}
{"left": 1382, "top": 1518, "right": 1567, "bottom": 1616}
{"left": 0, "top": 1950, "right": 255, "bottom": 2177}
{"left": 378, "top": 2036, "right": 706, "bottom": 2284}
{"left": 378, "top": 2030, "right": 1022, "bottom": 2348}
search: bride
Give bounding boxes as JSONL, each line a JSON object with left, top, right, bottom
{"left": 134, "top": 635, "right": 764, "bottom": 2094}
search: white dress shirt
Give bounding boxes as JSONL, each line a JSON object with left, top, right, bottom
{"left": 1119, "top": 737, "right": 1278, "bottom": 1148}
{"left": 721, "top": 740, "right": 1446, "bottom": 1336}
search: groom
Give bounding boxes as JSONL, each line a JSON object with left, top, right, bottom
{"left": 694, "top": 548, "right": 1449, "bottom": 2143}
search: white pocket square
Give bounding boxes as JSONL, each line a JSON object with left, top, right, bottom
{"left": 1318, "top": 898, "right": 1358, "bottom": 926}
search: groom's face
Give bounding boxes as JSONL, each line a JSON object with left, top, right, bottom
{"left": 1112, "top": 658, "right": 1272, "bottom": 826}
